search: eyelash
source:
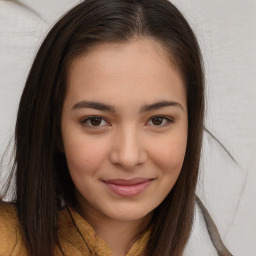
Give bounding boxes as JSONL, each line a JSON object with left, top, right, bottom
{"left": 80, "top": 115, "right": 174, "bottom": 128}
{"left": 80, "top": 116, "right": 110, "bottom": 127}
{"left": 148, "top": 115, "right": 174, "bottom": 126}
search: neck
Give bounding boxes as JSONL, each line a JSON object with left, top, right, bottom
{"left": 75, "top": 201, "right": 151, "bottom": 256}
{"left": 91, "top": 216, "right": 150, "bottom": 256}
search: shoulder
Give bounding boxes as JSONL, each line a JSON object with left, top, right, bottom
{"left": 0, "top": 200, "right": 19, "bottom": 231}
{"left": 0, "top": 199, "right": 17, "bottom": 216}
{"left": 0, "top": 200, "right": 27, "bottom": 255}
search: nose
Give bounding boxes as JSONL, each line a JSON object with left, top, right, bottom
{"left": 109, "top": 126, "right": 147, "bottom": 170}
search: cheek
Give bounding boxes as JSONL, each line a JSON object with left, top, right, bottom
{"left": 150, "top": 134, "right": 187, "bottom": 174}
{"left": 63, "top": 135, "right": 109, "bottom": 177}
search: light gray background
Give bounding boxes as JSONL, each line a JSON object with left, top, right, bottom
{"left": 0, "top": 0, "right": 255, "bottom": 255}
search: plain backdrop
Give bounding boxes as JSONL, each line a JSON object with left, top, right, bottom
{"left": 0, "top": 0, "right": 255, "bottom": 255}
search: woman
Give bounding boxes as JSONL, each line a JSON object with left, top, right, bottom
{"left": 0, "top": 0, "right": 232, "bottom": 255}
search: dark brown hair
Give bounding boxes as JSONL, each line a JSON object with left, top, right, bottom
{"left": 2, "top": 0, "right": 204, "bottom": 255}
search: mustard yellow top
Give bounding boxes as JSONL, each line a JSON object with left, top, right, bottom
{"left": 0, "top": 201, "right": 150, "bottom": 256}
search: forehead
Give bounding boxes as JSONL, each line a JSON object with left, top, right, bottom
{"left": 65, "top": 38, "right": 186, "bottom": 110}
{"left": 67, "top": 38, "right": 180, "bottom": 81}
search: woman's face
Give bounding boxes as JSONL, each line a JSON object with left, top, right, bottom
{"left": 61, "top": 38, "right": 188, "bottom": 223}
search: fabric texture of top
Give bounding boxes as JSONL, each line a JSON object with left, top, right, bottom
{"left": 0, "top": 200, "right": 220, "bottom": 255}
{"left": 0, "top": 201, "right": 150, "bottom": 256}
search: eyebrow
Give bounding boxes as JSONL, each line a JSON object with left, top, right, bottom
{"left": 72, "top": 101, "right": 115, "bottom": 112}
{"left": 72, "top": 100, "right": 184, "bottom": 112}
{"left": 140, "top": 100, "right": 184, "bottom": 112}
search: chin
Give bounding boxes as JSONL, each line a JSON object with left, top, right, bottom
{"left": 103, "top": 204, "right": 154, "bottom": 223}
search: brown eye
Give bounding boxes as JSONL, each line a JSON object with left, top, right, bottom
{"left": 81, "top": 116, "right": 109, "bottom": 128}
{"left": 147, "top": 116, "right": 173, "bottom": 127}
{"left": 151, "top": 117, "right": 163, "bottom": 125}
{"left": 90, "top": 117, "right": 102, "bottom": 126}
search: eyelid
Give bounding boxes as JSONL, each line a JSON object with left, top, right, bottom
{"left": 146, "top": 115, "right": 174, "bottom": 127}
{"left": 80, "top": 115, "right": 110, "bottom": 127}
{"left": 80, "top": 115, "right": 174, "bottom": 128}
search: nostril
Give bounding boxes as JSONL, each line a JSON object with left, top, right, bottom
{"left": 108, "top": 129, "right": 147, "bottom": 168}
{"left": 109, "top": 146, "right": 147, "bottom": 169}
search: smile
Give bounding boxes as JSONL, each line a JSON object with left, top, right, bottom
{"left": 102, "top": 178, "right": 154, "bottom": 197}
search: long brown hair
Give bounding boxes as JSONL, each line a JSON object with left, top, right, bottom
{"left": 2, "top": 0, "right": 204, "bottom": 255}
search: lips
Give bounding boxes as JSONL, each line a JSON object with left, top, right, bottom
{"left": 102, "top": 178, "right": 153, "bottom": 197}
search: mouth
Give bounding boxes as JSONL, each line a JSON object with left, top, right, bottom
{"left": 102, "top": 178, "right": 154, "bottom": 197}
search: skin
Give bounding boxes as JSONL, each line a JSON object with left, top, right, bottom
{"left": 61, "top": 38, "right": 188, "bottom": 256}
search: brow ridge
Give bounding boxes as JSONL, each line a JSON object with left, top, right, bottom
{"left": 72, "top": 101, "right": 115, "bottom": 112}
{"left": 140, "top": 100, "right": 184, "bottom": 112}
{"left": 72, "top": 100, "right": 184, "bottom": 112}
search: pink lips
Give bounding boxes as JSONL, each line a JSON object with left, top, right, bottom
{"left": 103, "top": 178, "right": 153, "bottom": 197}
